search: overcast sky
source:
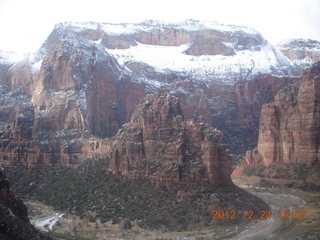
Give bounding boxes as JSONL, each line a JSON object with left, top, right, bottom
{"left": 0, "top": 0, "right": 319, "bottom": 54}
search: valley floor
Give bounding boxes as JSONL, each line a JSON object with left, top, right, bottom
{"left": 25, "top": 176, "right": 320, "bottom": 240}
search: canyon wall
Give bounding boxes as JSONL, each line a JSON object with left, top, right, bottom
{"left": 0, "top": 21, "right": 307, "bottom": 168}
{"left": 245, "top": 63, "right": 320, "bottom": 166}
{"left": 108, "top": 93, "right": 233, "bottom": 190}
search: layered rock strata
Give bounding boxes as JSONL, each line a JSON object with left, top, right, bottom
{"left": 0, "top": 20, "right": 304, "bottom": 168}
{"left": 108, "top": 93, "right": 233, "bottom": 190}
{"left": 245, "top": 63, "right": 320, "bottom": 166}
{"left": 278, "top": 39, "right": 320, "bottom": 71}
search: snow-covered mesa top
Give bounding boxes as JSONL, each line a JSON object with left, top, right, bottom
{"left": 107, "top": 41, "right": 292, "bottom": 84}
{"left": 277, "top": 39, "right": 320, "bottom": 51}
{"left": 58, "top": 19, "right": 260, "bottom": 36}
{"left": 1, "top": 20, "right": 300, "bottom": 86}
{"left": 54, "top": 20, "right": 294, "bottom": 84}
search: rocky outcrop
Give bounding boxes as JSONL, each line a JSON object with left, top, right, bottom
{"left": 95, "top": 20, "right": 265, "bottom": 56}
{"left": 30, "top": 27, "right": 148, "bottom": 138}
{"left": 0, "top": 91, "right": 233, "bottom": 193}
{"left": 0, "top": 24, "right": 148, "bottom": 167}
{"left": 0, "top": 20, "right": 304, "bottom": 168}
{"left": 108, "top": 93, "right": 233, "bottom": 191}
{"left": 278, "top": 39, "right": 320, "bottom": 63}
{"left": 278, "top": 39, "right": 320, "bottom": 74}
{"left": 0, "top": 168, "right": 52, "bottom": 240}
{"left": 244, "top": 63, "right": 320, "bottom": 166}
{"left": 0, "top": 66, "right": 295, "bottom": 167}
{"left": 231, "top": 75, "right": 298, "bottom": 153}
{"left": 158, "top": 75, "right": 298, "bottom": 156}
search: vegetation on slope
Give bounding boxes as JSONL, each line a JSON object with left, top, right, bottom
{"left": 6, "top": 158, "right": 270, "bottom": 231}
{"left": 242, "top": 163, "right": 320, "bottom": 191}
{"left": 242, "top": 163, "right": 320, "bottom": 180}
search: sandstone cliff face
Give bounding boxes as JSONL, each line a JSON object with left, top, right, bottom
{"left": 99, "top": 21, "right": 264, "bottom": 56}
{"left": 0, "top": 66, "right": 295, "bottom": 167}
{"left": 245, "top": 63, "right": 320, "bottom": 166}
{"left": 0, "top": 21, "right": 301, "bottom": 168}
{"left": 278, "top": 39, "right": 320, "bottom": 74}
{"left": 0, "top": 65, "right": 11, "bottom": 88}
{"left": 0, "top": 25, "right": 148, "bottom": 167}
{"left": 170, "top": 75, "right": 297, "bottom": 155}
{"left": 280, "top": 48, "right": 320, "bottom": 65}
{"left": 232, "top": 75, "right": 298, "bottom": 153}
{"left": 108, "top": 93, "right": 233, "bottom": 190}
{"left": 0, "top": 91, "right": 233, "bottom": 192}
{"left": 278, "top": 39, "right": 320, "bottom": 63}
{"left": 31, "top": 26, "right": 148, "bottom": 138}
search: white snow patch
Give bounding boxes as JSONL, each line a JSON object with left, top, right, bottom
{"left": 91, "top": 38, "right": 102, "bottom": 45}
{"left": 32, "top": 213, "right": 64, "bottom": 232}
{"left": 277, "top": 39, "right": 320, "bottom": 51}
{"left": 108, "top": 41, "right": 292, "bottom": 85}
{"left": 51, "top": 90, "right": 75, "bottom": 99}
{"left": 59, "top": 22, "right": 153, "bottom": 35}
{"left": 143, "top": 79, "right": 165, "bottom": 88}
{"left": 132, "top": 77, "right": 167, "bottom": 90}
{"left": 59, "top": 20, "right": 260, "bottom": 36}
{"left": 57, "top": 22, "right": 99, "bottom": 31}
{"left": 101, "top": 23, "right": 153, "bottom": 35}
{"left": 222, "top": 42, "right": 235, "bottom": 48}
{"left": 299, "top": 57, "right": 314, "bottom": 65}
{"left": 0, "top": 50, "right": 25, "bottom": 64}
{"left": 29, "top": 46, "right": 47, "bottom": 74}
{"left": 31, "top": 60, "right": 42, "bottom": 73}
{"left": 171, "top": 19, "right": 258, "bottom": 35}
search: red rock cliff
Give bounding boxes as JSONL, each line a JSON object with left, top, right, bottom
{"left": 108, "top": 93, "right": 233, "bottom": 191}
{"left": 245, "top": 63, "right": 320, "bottom": 166}
{"left": 0, "top": 21, "right": 301, "bottom": 168}
{"left": 0, "top": 27, "right": 147, "bottom": 167}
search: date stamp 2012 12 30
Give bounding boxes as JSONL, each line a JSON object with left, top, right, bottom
{"left": 211, "top": 210, "right": 307, "bottom": 220}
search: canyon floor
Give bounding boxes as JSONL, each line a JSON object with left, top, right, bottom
{"left": 24, "top": 176, "right": 320, "bottom": 240}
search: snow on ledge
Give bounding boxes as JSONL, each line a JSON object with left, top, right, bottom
{"left": 56, "top": 19, "right": 260, "bottom": 36}
{"left": 31, "top": 213, "right": 64, "bottom": 232}
{"left": 108, "top": 41, "right": 292, "bottom": 85}
{"left": 0, "top": 50, "right": 25, "bottom": 64}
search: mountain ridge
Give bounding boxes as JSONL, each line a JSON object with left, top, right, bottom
{"left": 0, "top": 20, "right": 318, "bottom": 168}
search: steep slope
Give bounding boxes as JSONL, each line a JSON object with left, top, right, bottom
{"left": 108, "top": 93, "right": 233, "bottom": 191}
{"left": 16, "top": 158, "right": 268, "bottom": 232}
{"left": 0, "top": 25, "right": 149, "bottom": 167}
{"left": 3, "top": 95, "right": 269, "bottom": 232}
{"left": 2, "top": 92, "right": 234, "bottom": 191}
{"left": 31, "top": 24, "right": 149, "bottom": 138}
{"left": 0, "top": 20, "right": 304, "bottom": 168}
{"left": 59, "top": 20, "right": 293, "bottom": 84}
{"left": 244, "top": 63, "right": 320, "bottom": 166}
{"left": 0, "top": 168, "right": 52, "bottom": 240}
{"left": 278, "top": 39, "right": 320, "bottom": 73}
